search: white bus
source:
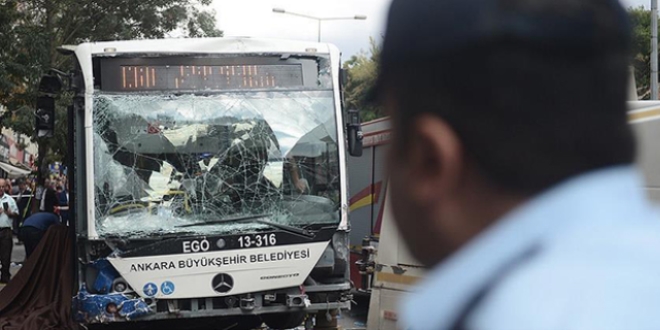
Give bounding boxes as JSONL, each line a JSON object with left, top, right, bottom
{"left": 38, "top": 37, "right": 362, "bottom": 329}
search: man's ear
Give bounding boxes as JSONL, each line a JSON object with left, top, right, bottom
{"left": 407, "top": 114, "right": 464, "bottom": 202}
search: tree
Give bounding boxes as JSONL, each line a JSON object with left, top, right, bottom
{"left": 629, "top": 6, "right": 652, "bottom": 99}
{"left": 342, "top": 8, "right": 651, "bottom": 111}
{"left": 343, "top": 37, "right": 385, "bottom": 122}
{"left": 0, "top": 0, "right": 223, "bottom": 177}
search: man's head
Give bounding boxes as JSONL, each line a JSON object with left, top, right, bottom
{"left": 378, "top": 0, "right": 633, "bottom": 266}
{"left": 17, "top": 178, "right": 26, "bottom": 191}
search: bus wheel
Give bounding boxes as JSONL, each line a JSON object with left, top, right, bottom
{"left": 261, "top": 312, "right": 306, "bottom": 329}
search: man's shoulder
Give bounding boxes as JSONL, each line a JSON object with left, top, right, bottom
{"left": 471, "top": 221, "right": 660, "bottom": 330}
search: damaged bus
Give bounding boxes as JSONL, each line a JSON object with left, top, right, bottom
{"left": 36, "top": 37, "right": 362, "bottom": 329}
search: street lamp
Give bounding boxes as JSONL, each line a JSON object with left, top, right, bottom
{"left": 272, "top": 8, "right": 367, "bottom": 42}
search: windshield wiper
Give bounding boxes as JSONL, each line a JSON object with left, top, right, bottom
{"left": 176, "top": 214, "right": 315, "bottom": 238}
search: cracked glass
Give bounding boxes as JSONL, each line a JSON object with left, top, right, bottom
{"left": 93, "top": 82, "right": 340, "bottom": 238}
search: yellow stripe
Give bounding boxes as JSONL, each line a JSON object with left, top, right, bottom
{"left": 376, "top": 271, "right": 422, "bottom": 286}
{"left": 349, "top": 195, "right": 374, "bottom": 212}
{"left": 628, "top": 109, "right": 660, "bottom": 122}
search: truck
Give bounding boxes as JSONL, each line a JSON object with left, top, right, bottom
{"left": 346, "top": 118, "right": 423, "bottom": 330}
{"left": 348, "top": 99, "right": 660, "bottom": 330}
{"left": 35, "top": 37, "right": 364, "bottom": 329}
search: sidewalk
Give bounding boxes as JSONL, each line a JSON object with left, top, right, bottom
{"left": 0, "top": 237, "right": 26, "bottom": 291}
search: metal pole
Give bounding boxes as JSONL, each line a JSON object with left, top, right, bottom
{"left": 652, "top": 0, "right": 658, "bottom": 99}
{"left": 272, "top": 9, "right": 366, "bottom": 43}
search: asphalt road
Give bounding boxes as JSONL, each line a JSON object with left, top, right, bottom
{"left": 337, "top": 295, "right": 369, "bottom": 329}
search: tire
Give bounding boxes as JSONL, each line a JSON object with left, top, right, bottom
{"left": 261, "top": 312, "right": 306, "bottom": 329}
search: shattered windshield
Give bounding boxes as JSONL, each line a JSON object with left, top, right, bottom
{"left": 93, "top": 91, "right": 340, "bottom": 238}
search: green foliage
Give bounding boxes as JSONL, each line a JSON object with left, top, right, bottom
{"left": 630, "top": 6, "right": 652, "bottom": 99}
{"left": 341, "top": 8, "right": 652, "bottom": 110}
{"left": 187, "top": 10, "right": 223, "bottom": 38}
{"left": 0, "top": 0, "right": 222, "bottom": 173}
{"left": 343, "top": 37, "right": 385, "bottom": 122}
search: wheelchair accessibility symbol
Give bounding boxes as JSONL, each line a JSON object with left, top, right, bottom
{"left": 161, "top": 281, "right": 175, "bottom": 295}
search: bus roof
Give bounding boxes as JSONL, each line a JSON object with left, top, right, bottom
{"left": 60, "top": 37, "right": 339, "bottom": 57}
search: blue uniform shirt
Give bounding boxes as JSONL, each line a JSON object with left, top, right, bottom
{"left": 23, "top": 212, "right": 60, "bottom": 231}
{"left": 402, "top": 166, "right": 660, "bottom": 330}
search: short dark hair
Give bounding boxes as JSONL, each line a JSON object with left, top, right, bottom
{"left": 386, "top": 38, "right": 634, "bottom": 194}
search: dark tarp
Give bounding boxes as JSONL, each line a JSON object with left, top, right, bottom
{"left": 0, "top": 225, "right": 79, "bottom": 330}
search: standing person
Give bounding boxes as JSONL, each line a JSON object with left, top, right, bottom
{"left": 4, "top": 180, "right": 11, "bottom": 195}
{"left": 10, "top": 180, "right": 18, "bottom": 195}
{"left": 0, "top": 178, "right": 19, "bottom": 283}
{"left": 376, "top": 0, "right": 660, "bottom": 329}
{"left": 56, "top": 185, "right": 69, "bottom": 226}
{"left": 19, "top": 189, "right": 60, "bottom": 258}
{"left": 34, "top": 177, "right": 49, "bottom": 213}
{"left": 14, "top": 178, "right": 33, "bottom": 235}
{"left": 33, "top": 178, "right": 43, "bottom": 214}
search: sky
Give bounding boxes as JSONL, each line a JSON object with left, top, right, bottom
{"left": 210, "top": 0, "right": 390, "bottom": 60}
{"left": 210, "top": 0, "right": 648, "bottom": 60}
{"left": 623, "top": 0, "right": 649, "bottom": 8}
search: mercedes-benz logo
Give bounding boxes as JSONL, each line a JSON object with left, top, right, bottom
{"left": 212, "top": 273, "right": 234, "bottom": 293}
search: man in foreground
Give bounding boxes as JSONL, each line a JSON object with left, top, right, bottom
{"left": 377, "top": 0, "right": 660, "bottom": 329}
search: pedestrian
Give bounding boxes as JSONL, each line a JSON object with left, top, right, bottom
{"left": 56, "top": 185, "right": 69, "bottom": 226}
{"left": 34, "top": 177, "right": 50, "bottom": 213}
{"left": 376, "top": 0, "right": 660, "bottom": 329}
{"left": 16, "top": 178, "right": 33, "bottom": 222}
{"left": 10, "top": 180, "right": 18, "bottom": 195}
{"left": 14, "top": 178, "right": 33, "bottom": 236}
{"left": 4, "top": 180, "right": 11, "bottom": 195}
{"left": 0, "top": 178, "right": 19, "bottom": 283}
{"left": 19, "top": 188, "right": 60, "bottom": 258}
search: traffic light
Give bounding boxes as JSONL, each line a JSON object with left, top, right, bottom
{"left": 36, "top": 96, "right": 55, "bottom": 138}
{"left": 35, "top": 73, "right": 62, "bottom": 138}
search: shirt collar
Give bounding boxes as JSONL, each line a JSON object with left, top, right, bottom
{"left": 401, "top": 165, "right": 647, "bottom": 330}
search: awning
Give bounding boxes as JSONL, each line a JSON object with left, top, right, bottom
{"left": 0, "top": 161, "right": 31, "bottom": 178}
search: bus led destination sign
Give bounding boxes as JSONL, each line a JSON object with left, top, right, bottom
{"left": 98, "top": 56, "right": 315, "bottom": 92}
{"left": 117, "top": 64, "right": 303, "bottom": 91}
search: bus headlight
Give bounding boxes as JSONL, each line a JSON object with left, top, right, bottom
{"left": 332, "top": 232, "right": 349, "bottom": 261}
{"left": 314, "top": 245, "right": 336, "bottom": 270}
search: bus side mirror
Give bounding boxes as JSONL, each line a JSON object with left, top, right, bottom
{"left": 36, "top": 96, "right": 55, "bottom": 138}
{"left": 347, "top": 109, "right": 363, "bottom": 157}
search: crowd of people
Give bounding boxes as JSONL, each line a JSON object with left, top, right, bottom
{"left": 0, "top": 174, "right": 69, "bottom": 283}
